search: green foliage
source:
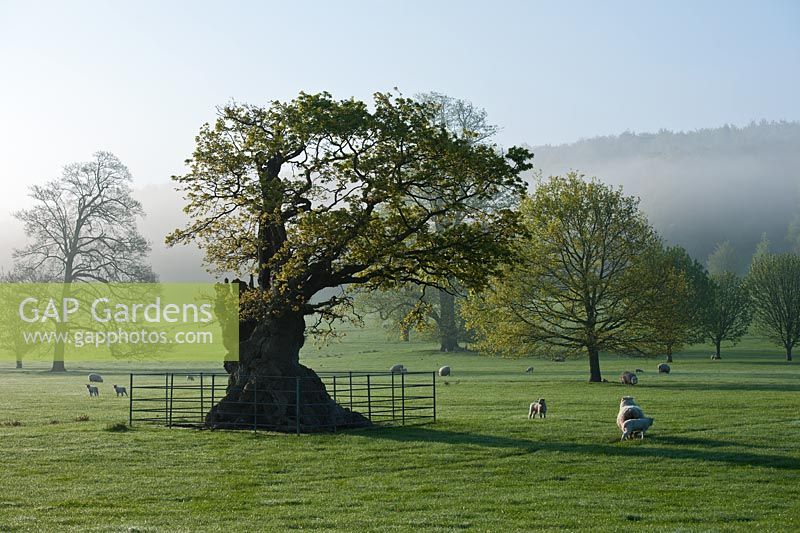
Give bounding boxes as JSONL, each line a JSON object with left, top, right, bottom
{"left": 462, "top": 174, "right": 664, "bottom": 380}
{"left": 167, "top": 92, "right": 531, "bottom": 331}
{"left": 701, "top": 272, "right": 752, "bottom": 356}
{"left": 636, "top": 246, "right": 710, "bottom": 358}
{"left": 707, "top": 240, "right": 738, "bottom": 276}
{"left": 747, "top": 253, "right": 800, "bottom": 359}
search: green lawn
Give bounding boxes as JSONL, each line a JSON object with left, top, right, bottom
{"left": 1, "top": 328, "right": 798, "bottom": 531}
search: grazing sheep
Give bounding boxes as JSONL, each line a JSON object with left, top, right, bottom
{"left": 113, "top": 385, "right": 127, "bottom": 397}
{"left": 616, "top": 396, "right": 645, "bottom": 430}
{"left": 390, "top": 364, "right": 405, "bottom": 374}
{"left": 525, "top": 366, "right": 534, "bottom": 373}
{"left": 621, "top": 417, "right": 654, "bottom": 441}
{"left": 86, "top": 384, "right": 99, "bottom": 397}
{"left": 620, "top": 371, "right": 638, "bottom": 385}
{"left": 88, "top": 373, "right": 103, "bottom": 383}
{"left": 658, "top": 363, "right": 670, "bottom": 374}
{"left": 438, "top": 366, "right": 451, "bottom": 377}
{"left": 528, "top": 399, "right": 547, "bottom": 419}
{"left": 710, "top": 354, "right": 721, "bottom": 360}
{"left": 635, "top": 368, "right": 644, "bottom": 373}
{"left": 186, "top": 375, "right": 195, "bottom": 381}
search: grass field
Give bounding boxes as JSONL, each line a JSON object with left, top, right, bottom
{"left": 1, "top": 327, "right": 798, "bottom": 531}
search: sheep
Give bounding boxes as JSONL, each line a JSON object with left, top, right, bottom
{"left": 186, "top": 375, "right": 195, "bottom": 381}
{"left": 88, "top": 373, "right": 103, "bottom": 383}
{"left": 620, "top": 371, "right": 638, "bottom": 385}
{"left": 86, "top": 384, "right": 99, "bottom": 397}
{"left": 390, "top": 364, "right": 405, "bottom": 374}
{"left": 635, "top": 368, "right": 644, "bottom": 373}
{"left": 616, "top": 396, "right": 645, "bottom": 430}
{"left": 528, "top": 398, "right": 547, "bottom": 419}
{"left": 438, "top": 366, "right": 451, "bottom": 377}
{"left": 113, "top": 385, "right": 128, "bottom": 397}
{"left": 710, "top": 354, "right": 721, "bottom": 360}
{"left": 525, "top": 366, "right": 534, "bottom": 373}
{"left": 658, "top": 363, "right": 670, "bottom": 374}
{"left": 621, "top": 417, "right": 654, "bottom": 441}
{"left": 553, "top": 355, "right": 566, "bottom": 362}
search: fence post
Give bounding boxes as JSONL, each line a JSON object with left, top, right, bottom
{"left": 349, "top": 371, "right": 353, "bottom": 411}
{"left": 332, "top": 375, "right": 337, "bottom": 402}
{"left": 253, "top": 379, "right": 258, "bottom": 433}
{"left": 128, "top": 373, "right": 133, "bottom": 427}
{"left": 168, "top": 373, "right": 174, "bottom": 428}
{"left": 164, "top": 373, "right": 169, "bottom": 427}
{"left": 211, "top": 374, "right": 216, "bottom": 408}
{"left": 401, "top": 371, "right": 405, "bottom": 425}
{"left": 391, "top": 371, "right": 396, "bottom": 421}
{"left": 367, "top": 374, "right": 372, "bottom": 421}
{"left": 200, "top": 372, "right": 205, "bottom": 424}
{"left": 432, "top": 371, "right": 436, "bottom": 423}
{"left": 296, "top": 377, "right": 301, "bottom": 435}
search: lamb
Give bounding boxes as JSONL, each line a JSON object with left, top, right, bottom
{"left": 88, "top": 373, "right": 103, "bottom": 383}
{"left": 621, "top": 417, "right": 654, "bottom": 441}
{"left": 86, "top": 384, "right": 99, "bottom": 397}
{"left": 616, "top": 396, "right": 644, "bottom": 430}
{"left": 620, "top": 371, "right": 638, "bottom": 385}
{"left": 528, "top": 398, "right": 547, "bottom": 419}
{"left": 525, "top": 366, "right": 534, "bottom": 373}
{"left": 113, "top": 385, "right": 128, "bottom": 397}
{"left": 438, "top": 366, "right": 451, "bottom": 377}
{"left": 658, "top": 363, "right": 670, "bottom": 374}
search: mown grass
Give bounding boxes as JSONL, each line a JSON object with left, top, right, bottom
{"left": 0, "top": 328, "right": 798, "bottom": 531}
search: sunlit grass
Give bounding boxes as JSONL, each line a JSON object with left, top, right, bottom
{"left": 0, "top": 329, "right": 798, "bottom": 531}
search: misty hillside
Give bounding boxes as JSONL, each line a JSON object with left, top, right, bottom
{"left": 527, "top": 121, "right": 800, "bottom": 273}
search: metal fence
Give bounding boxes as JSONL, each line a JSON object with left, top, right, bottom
{"left": 128, "top": 371, "right": 436, "bottom": 433}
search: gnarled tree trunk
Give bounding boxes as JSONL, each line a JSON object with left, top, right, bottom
{"left": 438, "top": 290, "right": 459, "bottom": 352}
{"left": 588, "top": 346, "right": 602, "bottom": 382}
{"left": 206, "top": 311, "right": 370, "bottom": 432}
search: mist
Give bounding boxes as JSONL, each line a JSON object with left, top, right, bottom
{"left": 527, "top": 121, "right": 800, "bottom": 273}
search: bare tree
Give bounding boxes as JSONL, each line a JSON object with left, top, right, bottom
{"left": 13, "top": 151, "right": 155, "bottom": 371}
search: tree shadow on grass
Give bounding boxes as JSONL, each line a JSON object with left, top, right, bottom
{"left": 359, "top": 426, "right": 800, "bottom": 471}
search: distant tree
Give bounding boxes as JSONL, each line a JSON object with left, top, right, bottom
{"left": 167, "top": 92, "right": 531, "bottom": 430}
{"left": 701, "top": 272, "right": 752, "bottom": 359}
{"left": 463, "top": 174, "right": 663, "bottom": 383}
{"left": 707, "top": 240, "right": 738, "bottom": 275}
{"left": 354, "top": 285, "right": 473, "bottom": 344}
{"left": 13, "top": 152, "right": 155, "bottom": 371}
{"left": 640, "top": 246, "right": 711, "bottom": 362}
{"left": 0, "top": 269, "right": 54, "bottom": 369}
{"left": 751, "top": 233, "right": 771, "bottom": 267}
{"left": 788, "top": 214, "right": 800, "bottom": 253}
{"left": 747, "top": 253, "right": 800, "bottom": 361}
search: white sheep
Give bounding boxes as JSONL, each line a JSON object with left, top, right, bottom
{"left": 86, "top": 384, "right": 99, "bottom": 397}
{"left": 616, "top": 396, "right": 644, "bottom": 430}
{"left": 528, "top": 398, "right": 547, "bottom": 419}
{"left": 621, "top": 417, "right": 654, "bottom": 441}
{"left": 390, "top": 364, "right": 405, "bottom": 374}
{"left": 438, "top": 366, "right": 451, "bottom": 377}
{"left": 88, "top": 373, "right": 103, "bottom": 383}
{"left": 113, "top": 385, "right": 128, "bottom": 397}
{"left": 525, "top": 366, "right": 534, "bottom": 373}
{"left": 620, "top": 371, "right": 638, "bottom": 385}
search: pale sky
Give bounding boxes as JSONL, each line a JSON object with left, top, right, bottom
{"left": 1, "top": 0, "right": 798, "bottom": 279}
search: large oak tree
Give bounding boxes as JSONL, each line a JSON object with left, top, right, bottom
{"left": 167, "top": 92, "right": 531, "bottom": 430}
